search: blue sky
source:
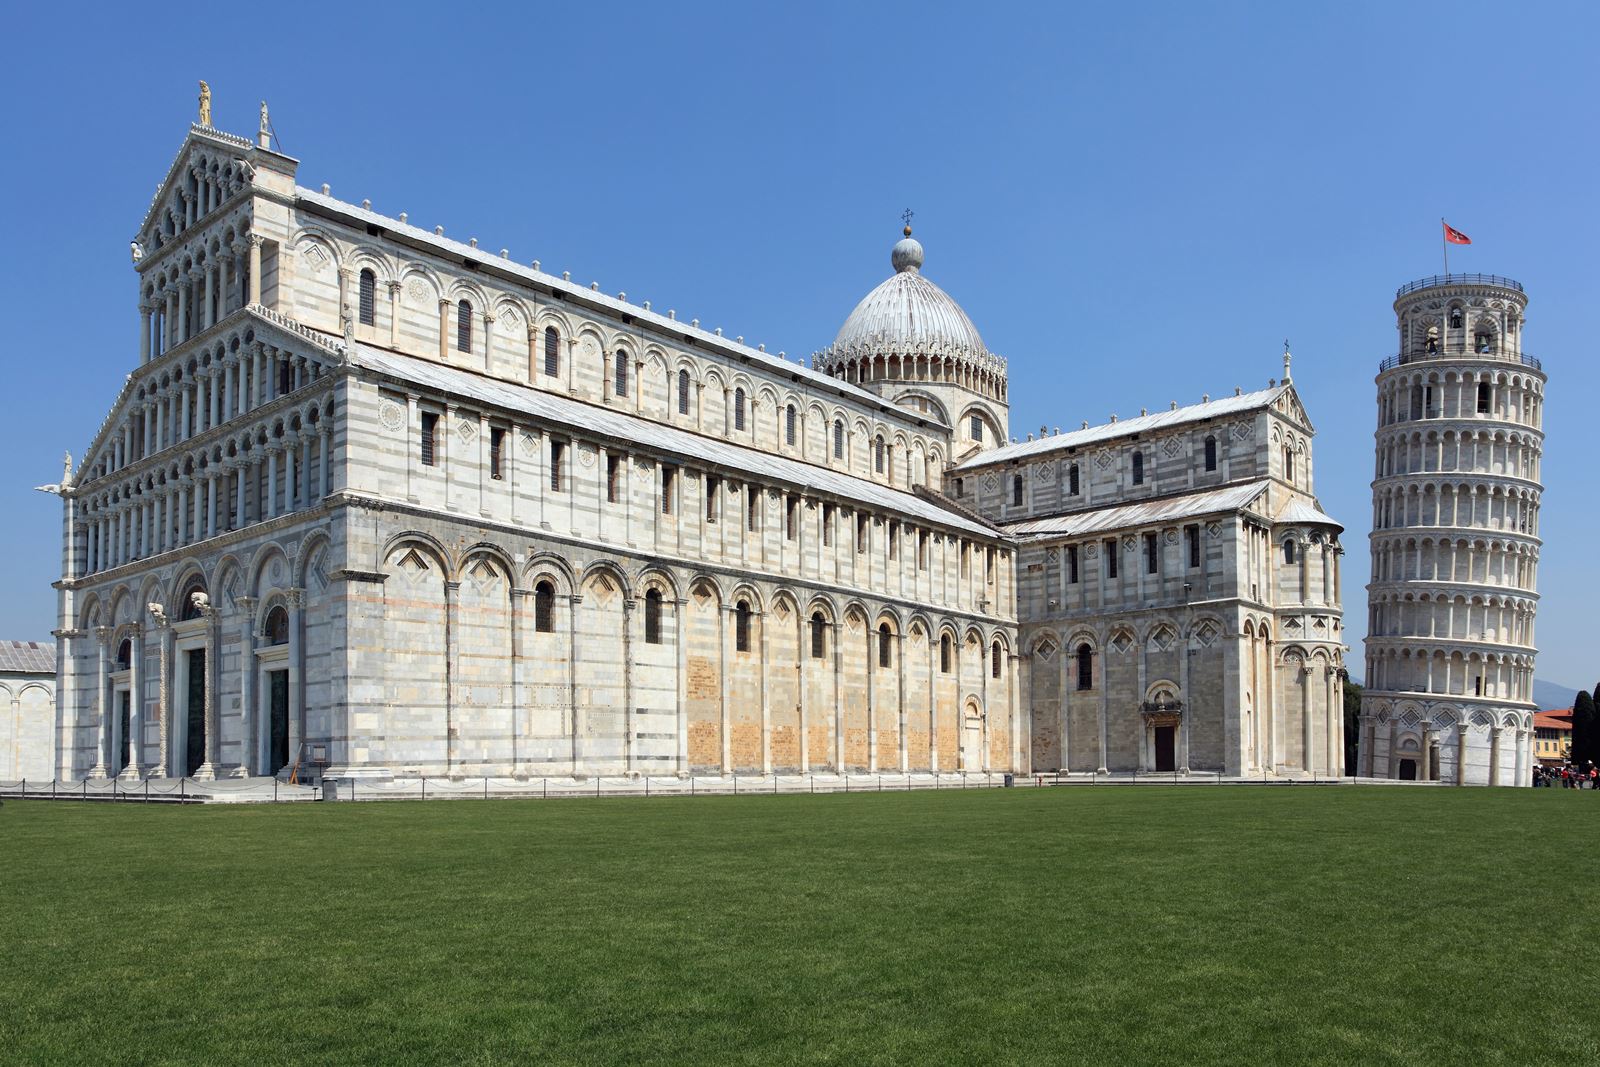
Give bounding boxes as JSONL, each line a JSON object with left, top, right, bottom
{"left": 1, "top": 1, "right": 1594, "bottom": 693}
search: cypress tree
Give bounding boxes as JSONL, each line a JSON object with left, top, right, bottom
{"left": 1571, "top": 691, "right": 1596, "bottom": 767}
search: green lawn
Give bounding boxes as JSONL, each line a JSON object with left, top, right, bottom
{"left": 1, "top": 787, "right": 1593, "bottom": 1065}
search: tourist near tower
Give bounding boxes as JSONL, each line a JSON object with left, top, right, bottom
{"left": 1358, "top": 254, "right": 1546, "bottom": 786}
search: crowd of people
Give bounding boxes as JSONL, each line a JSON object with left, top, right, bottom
{"left": 1533, "top": 762, "right": 1597, "bottom": 788}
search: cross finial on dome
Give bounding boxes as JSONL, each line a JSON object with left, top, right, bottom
{"left": 901, "top": 208, "right": 914, "bottom": 237}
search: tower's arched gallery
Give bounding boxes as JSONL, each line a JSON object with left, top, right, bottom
{"left": 50, "top": 115, "right": 1356, "bottom": 784}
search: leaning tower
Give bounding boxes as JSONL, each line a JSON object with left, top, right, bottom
{"left": 1359, "top": 274, "right": 1546, "bottom": 785}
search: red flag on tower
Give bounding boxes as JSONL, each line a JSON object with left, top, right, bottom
{"left": 1443, "top": 221, "right": 1472, "bottom": 245}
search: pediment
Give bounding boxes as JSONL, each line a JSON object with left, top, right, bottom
{"left": 135, "top": 128, "right": 262, "bottom": 257}
{"left": 1274, "top": 383, "right": 1315, "bottom": 433}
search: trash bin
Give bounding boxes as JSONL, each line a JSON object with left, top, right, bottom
{"left": 1003, "top": 773, "right": 1014, "bottom": 788}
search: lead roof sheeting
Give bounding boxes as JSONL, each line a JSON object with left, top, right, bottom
{"left": 954, "top": 386, "right": 1287, "bottom": 471}
{"left": 0, "top": 640, "right": 55, "bottom": 674}
{"left": 347, "top": 345, "right": 997, "bottom": 539}
{"left": 1275, "top": 497, "right": 1344, "bottom": 530}
{"left": 1004, "top": 481, "right": 1271, "bottom": 541}
{"left": 297, "top": 190, "right": 948, "bottom": 429}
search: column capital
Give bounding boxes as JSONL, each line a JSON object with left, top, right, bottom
{"left": 284, "top": 588, "right": 305, "bottom": 608}
{"left": 236, "top": 595, "right": 258, "bottom": 611}
{"left": 94, "top": 625, "right": 114, "bottom": 644}
{"left": 248, "top": 233, "right": 266, "bottom": 249}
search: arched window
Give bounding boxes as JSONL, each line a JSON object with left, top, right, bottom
{"left": 543, "top": 326, "right": 560, "bottom": 377}
{"left": 1076, "top": 643, "right": 1093, "bottom": 690}
{"left": 178, "top": 582, "right": 206, "bottom": 621}
{"left": 614, "top": 350, "right": 628, "bottom": 397}
{"left": 785, "top": 404, "right": 797, "bottom": 446}
{"left": 833, "top": 419, "right": 845, "bottom": 458}
{"left": 734, "top": 388, "right": 746, "bottom": 431}
{"left": 940, "top": 634, "right": 951, "bottom": 673}
{"left": 456, "top": 299, "right": 472, "bottom": 353}
{"left": 735, "top": 600, "right": 751, "bottom": 653}
{"left": 116, "top": 640, "right": 132, "bottom": 670}
{"left": 1132, "top": 450, "right": 1144, "bottom": 485}
{"left": 678, "top": 370, "right": 691, "bottom": 415}
{"left": 1283, "top": 538, "right": 1297, "bottom": 565}
{"left": 991, "top": 641, "right": 1003, "bottom": 678}
{"left": 1011, "top": 473, "right": 1023, "bottom": 506}
{"left": 1450, "top": 307, "right": 1463, "bottom": 329}
{"left": 534, "top": 581, "right": 555, "bottom": 633}
{"left": 878, "top": 623, "right": 893, "bottom": 668}
{"left": 810, "top": 612, "right": 826, "bottom": 659}
{"left": 874, "top": 436, "right": 885, "bottom": 473}
{"left": 358, "top": 269, "right": 376, "bottom": 326}
{"left": 1069, "top": 462, "right": 1080, "bottom": 496}
{"left": 1283, "top": 445, "right": 1295, "bottom": 484}
{"left": 1204, "top": 435, "right": 1217, "bottom": 472}
{"left": 264, "top": 605, "right": 289, "bottom": 645}
{"left": 644, "top": 589, "right": 662, "bottom": 645}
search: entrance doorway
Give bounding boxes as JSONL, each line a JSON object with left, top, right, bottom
{"left": 114, "top": 691, "right": 131, "bottom": 776}
{"left": 185, "top": 648, "right": 206, "bottom": 776}
{"left": 1398, "top": 758, "right": 1417, "bottom": 781}
{"left": 268, "top": 670, "right": 290, "bottom": 775}
{"left": 1154, "top": 725, "right": 1176, "bottom": 772}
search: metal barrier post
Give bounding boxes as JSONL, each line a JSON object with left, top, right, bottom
{"left": 485, "top": 777, "right": 489, "bottom": 800}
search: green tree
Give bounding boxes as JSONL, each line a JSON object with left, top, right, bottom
{"left": 1572, "top": 691, "right": 1596, "bottom": 768}
{"left": 1343, "top": 679, "right": 1363, "bottom": 777}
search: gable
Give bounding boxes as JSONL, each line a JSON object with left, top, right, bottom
{"left": 1272, "top": 383, "right": 1315, "bottom": 434}
{"left": 135, "top": 128, "right": 260, "bottom": 258}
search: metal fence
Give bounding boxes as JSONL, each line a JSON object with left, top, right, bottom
{"left": 0, "top": 769, "right": 1368, "bottom": 804}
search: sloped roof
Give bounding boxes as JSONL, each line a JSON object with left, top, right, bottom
{"left": 295, "top": 190, "right": 948, "bottom": 430}
{"left": 1534, "top": 711, "right": 1571, "bottom": 730}
{"left": 1276, "top": 497, "right": 1344, "bottom": 530}
{"left": 346, "top": 344, "right": 999, "bottom": 540}
{"left": 954, "top": 386, "right": 1289, "bottom": 471}
{"left": 1004, "top": 481, "right": 1271, "bottom": 541}
{"left": 0, "top": 640, "right": 55, "bottom": 674}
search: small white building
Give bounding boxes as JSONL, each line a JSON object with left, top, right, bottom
{"left": 1, "top": 641, "right": 56, "bottom": 781}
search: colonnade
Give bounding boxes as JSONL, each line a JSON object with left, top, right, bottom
{"left": 1369, "top": 536, "right": 1538, "bottom": 589}
{"left": 816, "top": 348, "right": 1008, "bottom": 402}
{"left": 1363, "top": 647, "right": 1534, "bottom": 703}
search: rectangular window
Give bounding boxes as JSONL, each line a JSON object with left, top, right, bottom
{"left": 1186, "top": 524, "right": 1200, "bottom": 568}
{"left": 985, "top": 546, "right": 995, "bottom": 585}
{"left": 857, "top": 513, "right": 868, "bottom": 554}
{"left": 971, "top": 415, "right": 983, "bottom": 442}
{"left": 961, "top": 541, "right": 970, "bottom": 578}
{"left": 1011, "top": 473, "right": 1023, "bottom": 506}
{"left": 1477, "top": 382, "right": 1491, "bottom": 414}
{"left": 606, "top": 454, "right": 620, "bottom": 503}
{"left": 747, "top": 486, "right": 758, "bottom": 532}
{"left": 1067, "top": 544, "right": 1079, "bottom": 584}
{"left": 420, "top": 411, "right": 438, "bottom": 467}
{"left": 706, "top": 475, "right": 719, "bottom": 523}
{"left": 489, "top": 427, "right": 505, "bottom": 480}
{"left": 918, "top": 530, "right": 929, "bottom": 570}
{"left": 1069, "top": 462, "right": 1080, "bottom": 496}
{"left": 822, "top": 503, "right": 833, "bottom": 546}
{"left": 786, "top": 494, "right": 798, "bottom": 540}
{"left": 550, "top": 440, "right": 565, "bottom": 492}
{"left": 888, "top": 521, "right": 899, "bottom": 560}
{"left": 1105, "top": 538, "right": 1118, "bottom": 579}
{"left": 1145, "top": 532, "right": 1158, "bottom": 574}
{"left": 661, "top": 466, "right": 676, "bottom": 515}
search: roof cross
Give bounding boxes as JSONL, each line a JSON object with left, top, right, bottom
{"left": 901, "top": 208, "right": 914, "bottom": 235}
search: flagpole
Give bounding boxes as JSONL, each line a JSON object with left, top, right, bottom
{"left": 1441, "top": 217, "right": 1448, "bottom": 277}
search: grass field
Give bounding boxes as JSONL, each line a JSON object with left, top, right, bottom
{"left": 2, "top": 787, "right": 1594, "bottom": 1065}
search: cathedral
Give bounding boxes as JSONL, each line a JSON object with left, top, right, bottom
{"left": 48, "top": 108, "right": 1347, "bottom": 785}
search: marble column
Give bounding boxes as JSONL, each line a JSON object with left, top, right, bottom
{"left": 88, "top": 626, "right": 113, "bottom": 779}
{"left": 236, "top": 597, "right": 258, "bottom": 777}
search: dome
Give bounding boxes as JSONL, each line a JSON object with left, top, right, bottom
{"left": 823, "top": 232, "right": 991, "bottom": 362}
